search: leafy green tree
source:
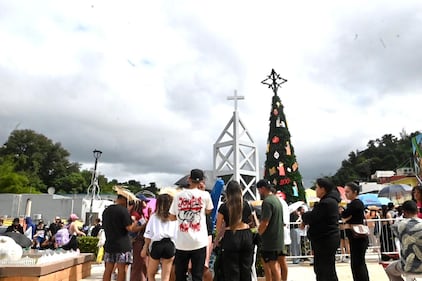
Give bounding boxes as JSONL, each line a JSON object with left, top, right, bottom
{"left": 0, "top": 129, "right": 80, "bottom": 193}
{"left": 331, "top": 131, "right": 419, "bottom": 185}
{"left": 55, "top": 172, "right": 88, "bottom": 194}
{"left": 80, "top": 169, "right": 114, "bottom": 195}
{"left": 0, "top": 157, "right": 33, "bottom": 193}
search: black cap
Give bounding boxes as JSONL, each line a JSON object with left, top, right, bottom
{"left": 257, "top": 179, "right": 270, "bottom": 189}
{"left": 402, "top": 200, "right": 417, "bottom": 213}
{"left": 190, "top": 169, "right": 204, "bottom": 182}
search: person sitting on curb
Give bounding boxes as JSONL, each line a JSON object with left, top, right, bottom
{"left": 385, "top": 200, "right": 422, "bottom": 281}
{"left": 6, "top": 218, "right": 24, "bottom": 234}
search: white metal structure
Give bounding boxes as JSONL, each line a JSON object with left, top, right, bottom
{"left": 213, "top": 91, "right": 260, "bottom": 200}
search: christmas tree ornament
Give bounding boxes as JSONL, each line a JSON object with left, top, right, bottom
{"left": 273, "top": 179, "right": 278, "bottom": 186}
{"left": 286, "top": 167, "right": 291, "bottom": 173}
{"left": 281, "top": 121, "right": 286, "bottom": 127}
{"left": 278, "top": 162, "right": 285, "bottom": 176}
{"left": 285, "top": 141, "right": 291, "bottom": 155}
{"left": 276, "top": 117, "right": 282, "bottom": 127}
{"left": 276, "top": 190, "right": 286, "bottom": 200}
{"left": 292, "top": 182, "right": 299, "bottom": 197}
{"left": 272, "top": 136, "right": 280, "bottom": 144}
{"left": 292, "top": 162, "right": 298, "bottom": 171}
{"left": 274, "top": 151, "right": 280, "bottom": 159}
{"left": 266, "top": 143, "right": 270, "bottom": 153}
{"left": 269, "top": 167, "right": 277, "bottom": 176}
{"left": 273, "top": 108, "right": 279, "bottom": 116}
{"left": 279, "top": 178, "right": 291, "bottom": 185}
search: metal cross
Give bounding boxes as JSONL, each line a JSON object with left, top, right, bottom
{"left": 261, "top": 69, "right": 287, "bottom": 96}
{"left": 227, "top": 90, "right": 244, "bottom": 111}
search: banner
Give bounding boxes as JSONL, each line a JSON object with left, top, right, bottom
{"left": 412, "top": 134, "right": 422, "bottom": 184}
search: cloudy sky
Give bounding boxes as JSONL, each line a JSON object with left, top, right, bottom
{"left": 0, "top": 0, "right": 421, "bottom": 188}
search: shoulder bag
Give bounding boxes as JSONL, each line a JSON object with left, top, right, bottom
{"left": 350, "top": 224, "right": 370, "bottom": 238}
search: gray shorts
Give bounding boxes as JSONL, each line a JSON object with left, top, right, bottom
{"left": 104, "top": 251, "right": 133, "bottom": 264}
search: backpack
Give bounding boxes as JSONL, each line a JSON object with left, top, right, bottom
{"left": 55, "top": 228, "right": 70, "bottom": 247}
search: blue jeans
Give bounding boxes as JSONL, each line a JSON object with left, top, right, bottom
{"left": 175, "top": 247, "right": 206, "bottom": 281}
{"left": 290, "top": 228, "right": 301, "bottom": 259}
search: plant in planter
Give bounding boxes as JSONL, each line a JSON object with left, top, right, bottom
{"left": 77, "top": 236, "right": 99, "bottom": 256}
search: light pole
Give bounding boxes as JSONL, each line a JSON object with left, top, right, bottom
{"left": 87, "top": 149, "right": 102, "bottom": 226}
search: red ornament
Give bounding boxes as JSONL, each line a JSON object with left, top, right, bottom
{"left": 279, "top": 178, "right": 291, "bottom": 185}
{"left": 272, "top": 136, "right": 280, "bottom": 144}
{"left": 276, "top": 191, "right": 286, "bottom": 200}
{"left": 273, "top": 108, "right": 279, "bottom": 116}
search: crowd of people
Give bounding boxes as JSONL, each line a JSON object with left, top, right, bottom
{"left": 97, "top": 174, "right": 422, "bottom": 281}
{"left": 0, "top": 213, "right": 88, "bottom": 250}
{"left": 100, "top": 171, "right": 342, "bottom": 281}
{"left": 2, "top": 174, "right": 421, "bottom": 281}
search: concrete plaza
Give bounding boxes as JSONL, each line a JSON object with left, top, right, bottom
{"left": 82, "top": 259, "right": 390, "bottom": 281}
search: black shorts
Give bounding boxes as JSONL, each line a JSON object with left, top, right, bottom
{"left": 261, "top": 248, "right": 287, "bottom": 263}
{"left": 150, "top": 238, "right": 175, "bottom": 260}
{"left": 340, "top": 229, "right": 346, "bottom": 239}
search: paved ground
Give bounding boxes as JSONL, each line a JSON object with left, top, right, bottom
{"left": 82, "top": 258, "right": 390, "bottom": 281}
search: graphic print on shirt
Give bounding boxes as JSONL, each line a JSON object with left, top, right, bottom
{"left": 177, "top": 195, "right": 203, "bottom": 232}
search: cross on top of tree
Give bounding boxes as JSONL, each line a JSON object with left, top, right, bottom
{"left": 261, "top": 68, "right": 287, "bottom": 96}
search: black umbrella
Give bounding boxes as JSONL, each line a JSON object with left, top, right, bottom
{"left": 175, "top": 175, "right": 189, "bottom": 187}
{"left": 1, "top": 232, "right": 33, "bottom": 248}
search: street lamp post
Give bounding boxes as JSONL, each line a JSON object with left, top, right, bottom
{"left": 87, "top": 149, "right": 102, "bottom": 226}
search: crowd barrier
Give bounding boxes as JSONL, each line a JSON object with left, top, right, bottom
{"left": 285, "top": 218, "right": 400, "bottom": 263}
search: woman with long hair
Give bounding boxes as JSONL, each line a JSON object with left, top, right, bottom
{"left": 129, "top": 198, "right": 149, "bottom": 281}
{"left": 141, "top": 193, "right": 177, "bottom": 281}
{"left": 216, "top": 180, "right": 254, "bottom": 281}
{"left": 341, "top": 182, "right": 370, "bottom": 281}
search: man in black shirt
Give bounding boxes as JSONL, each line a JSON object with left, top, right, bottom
{"left": 102, "top": 194, "right": 138, "bottom": 281}
{"left": 48, "top": 216, "right": 62, "bottom": 236}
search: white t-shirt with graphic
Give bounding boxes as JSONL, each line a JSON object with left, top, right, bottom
{"left": 170, "top": 187, "right": 213, "bottom": 251}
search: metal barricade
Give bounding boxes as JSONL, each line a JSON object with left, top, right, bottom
{"left": 285, "top": 217, "right": 400, "bottom": 264}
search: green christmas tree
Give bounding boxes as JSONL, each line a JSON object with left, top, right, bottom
{"left": 261, "top": 69, "right": 306, "bottom": 203}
